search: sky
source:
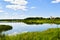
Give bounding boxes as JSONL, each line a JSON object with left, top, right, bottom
{"left": 0, "top": 0, "right": 60, "bottom": 19}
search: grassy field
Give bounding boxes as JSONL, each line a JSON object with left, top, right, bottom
{"left": 0, "top": 28, "right": 60, "bottom": 40}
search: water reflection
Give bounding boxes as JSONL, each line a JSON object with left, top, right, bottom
{"left": 0, "top": 22, "right": 60, "bottom": 35}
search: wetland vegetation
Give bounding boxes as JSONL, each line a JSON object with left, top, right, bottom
{"left": 0, "top": 17, "right": 60, "bottom": 40}
{"left": 0, "top": 28, "right": 60, "bottom": 40}
{"left": 0, "top": 25, "right": 12, "bottom": 40}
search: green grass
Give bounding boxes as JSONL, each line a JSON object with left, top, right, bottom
{"left": 23, "top": 19, "right": 60, "bottom": 24}
{"left": 0, "top": 28, "right": 60, "bottom": 40}
{"left": 0, "top": 25, "right": 12, "bottom": 32}
{"left": 0, "top": 25, "right": 12, "bottom": 40}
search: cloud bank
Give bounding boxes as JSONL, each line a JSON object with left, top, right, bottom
{"left": 4, "top": 0, "right": 28, "bottom": 11}
{"left": 52, "top": 0, "right": 60, "bottom": 3}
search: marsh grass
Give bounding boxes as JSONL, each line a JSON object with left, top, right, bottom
{"left": 0, "top": 28, "right": 60, "bottom": 40}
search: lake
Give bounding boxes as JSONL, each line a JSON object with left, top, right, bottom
{"left": 0, "top": 22, "right": 60, "bottom": 35}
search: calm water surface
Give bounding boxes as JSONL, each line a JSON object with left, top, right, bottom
{"left": 0, "top": 22, "right": 60, "bottom": 34}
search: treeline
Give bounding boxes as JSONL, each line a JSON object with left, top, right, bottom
{"left": 0, "top": 19, "right": 23, "bottom": 22}
{"left": 0, "top": 17, "right": 60, "bottom": 21}
{"left": 23, "top": 17, "right": 60, "bottom": 24}
{"left": 24, "top": 17, "right": 60, "bottom": 20}
{"left": 0, "top": 17, "right": 60, "bottom": 24}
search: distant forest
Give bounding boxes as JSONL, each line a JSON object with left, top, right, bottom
{"left": 0, "top": 17, "right": 60, "bottom": 24}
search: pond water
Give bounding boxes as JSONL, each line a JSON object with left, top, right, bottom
{"left": 0, "top": 22, "right": 60, "bottom": 34}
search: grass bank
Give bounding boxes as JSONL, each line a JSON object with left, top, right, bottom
{"left": 0, "top": 28, "right": 60, "bottom": 40}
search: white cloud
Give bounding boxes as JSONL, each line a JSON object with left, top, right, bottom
{"left": 30, "top": 7, "right": 36, "bottom": 9}
{"left": 6, "top": 5, "right": 27, "bottom": 10}
{"left": 0, "top": 10, "right": 4, "bottom": 12}
{"left": 4, "top": 0, "right": 28, "bottom": 11}
{"left": 52, "top": 0, "right": 60, "bottom": 3}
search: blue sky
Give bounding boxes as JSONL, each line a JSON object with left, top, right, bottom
{"left": 0, "top": 0, "right": 60, "bottom": 19}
